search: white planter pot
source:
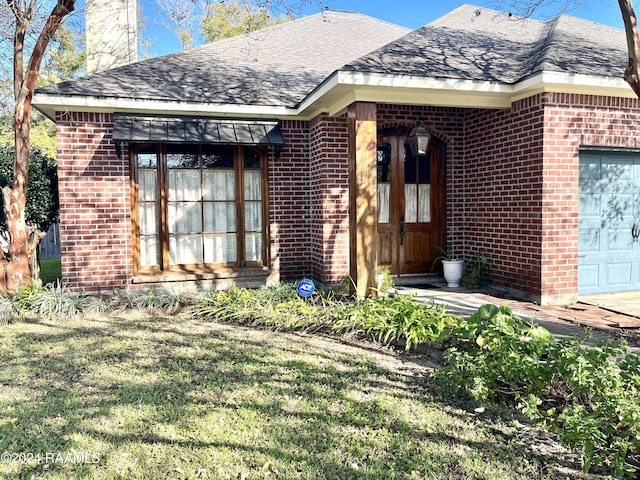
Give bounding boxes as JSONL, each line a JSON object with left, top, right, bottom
{"left": 442, "top": 259, "right": 464, "bottom": 288}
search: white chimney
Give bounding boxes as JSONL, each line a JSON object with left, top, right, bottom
{"left": 86, "top": 0, "right": 137, "bottom": 74}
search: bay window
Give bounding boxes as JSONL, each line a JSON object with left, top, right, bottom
{"left": 131, "top": 143, "right": 267, "bottom": 274}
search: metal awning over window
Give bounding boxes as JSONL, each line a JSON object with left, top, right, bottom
{"left": 112, "top": 114, "right": 285, "bottom": 146}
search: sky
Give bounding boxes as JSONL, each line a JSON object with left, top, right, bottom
{"left": 139, "top": 0, "right": 627, "bottom": 57}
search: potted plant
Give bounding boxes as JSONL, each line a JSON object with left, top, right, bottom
{"left": 432, "top": 245, "right": 464, "bottom": 288}
{"left": 466, "top": 249, "right": 484, "bottom": 288}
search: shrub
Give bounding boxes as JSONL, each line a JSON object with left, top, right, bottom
{"left": 112, "top": 286, "right": 196, "bottom": 312}
{"left": 0, "top": 295, "right": 15, "bottom": 325}
{"left": 535, "top": 338, "right": 640, "bottom": 476}
{"left": 194, "top": 283, "right": 349, "bottom": 332}
{"left": 28, "top": 282, "right": 85, "bottom": 319}
{"left": 334, "top": 292, "right": 460, "bottom": 350}
{"left": 195, "top": 285, "right": 459, "bottom": 350}
{"left": 439, "top": 303, "right": 640, "bottom": 477}
{"left": 439, "top": 304, "right": 556, "bottom": 401}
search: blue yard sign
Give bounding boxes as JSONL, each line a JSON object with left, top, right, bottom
{"left": 296, "top": 279, "right": 315, "bottom": 298}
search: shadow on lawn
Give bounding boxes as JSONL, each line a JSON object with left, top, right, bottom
{"left": 0, "top": 314, "right": 596, "bottom": 479}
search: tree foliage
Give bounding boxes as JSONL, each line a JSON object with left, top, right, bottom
{"left": 0, "top": 144, "right": 57, "bottom": 233}
{"left": 0, "top": 23, "right": 84, "bottom": 157}
{"left": 201, "top": 1, "right": 291, "bottom": 43}
{"left": 155, "top": 0, "right": 320, "bottom": 49}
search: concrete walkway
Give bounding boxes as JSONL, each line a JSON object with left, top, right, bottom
{"left": 393, "top": 278, "right": 640, "bottom": 345}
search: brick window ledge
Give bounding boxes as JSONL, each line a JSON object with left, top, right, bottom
{"left": 133, "top": 266, "right": 271, "bottom": 284}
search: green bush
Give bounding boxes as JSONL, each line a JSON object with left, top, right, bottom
{"left": 439, "top": 304, "right": 556, "bottom": 400}
{"left": 333, "top": 292, "right": 460, "bottom": 350}
{"left": 535, "top": 338, "right": 640, "bottom": 476}
{"left": 195, "top": 285, "right": 459, "bottom": 350}
{"left": 438, "top": 303, "right": 640, "bottom": 477}
{"left": 194, "top": 283, "right": 349, "bottom": 332}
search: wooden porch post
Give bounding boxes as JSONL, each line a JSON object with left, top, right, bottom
{"left": 348, "top": 102, "right": 377, "bottom": 297}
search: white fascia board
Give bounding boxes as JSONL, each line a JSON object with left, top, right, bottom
{"left": 512, "top": 71, "right": 635, "bottom": 100}
{"left": 297, "top": 71, "right": 513, "bottom": 116}
{"left": 31, "top": 94, "right": 300, "bottom": 121}
{"left": 298, "top": 70, "right": 637, "bottom": 117}
{"left": 337, "top": 71, "right": 509, "bottom": 93}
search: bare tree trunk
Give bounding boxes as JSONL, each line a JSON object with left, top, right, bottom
{"left": 619, "top": 0, "right": 640, "bottom": 97}
{"left": 4, "top": 114, "right": 31, "bottom": 291}
{"left": 4, "top": 0, "right": 76, "bottom": 291}
{"left": 27, "top": 228, "right": 46, "bottom": 284}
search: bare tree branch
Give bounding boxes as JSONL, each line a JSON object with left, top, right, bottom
{"left": 618, "top": 0, "right": 640, "bottom": 97}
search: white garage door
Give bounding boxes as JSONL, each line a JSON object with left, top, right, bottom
{"left": 579, "top": 152, "right": 640, "bottom": 294}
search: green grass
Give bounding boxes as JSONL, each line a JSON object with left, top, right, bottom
{"left": 39, "top": 258, "right": 61, "bottom": 285}
{"left": 0, "top": 312, "right": 605, "bottom": 480}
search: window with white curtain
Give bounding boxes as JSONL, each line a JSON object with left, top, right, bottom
{"left": 132, "top": 144, "right": 266, "bottom": 272}
{"left": 404, "top": 143, "right": 431, "bottom": 223}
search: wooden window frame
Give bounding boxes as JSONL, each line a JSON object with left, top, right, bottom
{"left": 130, "top": 143, "right": 270, "bottom": 276}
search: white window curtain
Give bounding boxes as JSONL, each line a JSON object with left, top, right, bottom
{"left": 139, "top": 169, "right": 159, "bottom": 266}
{"left": 377, "top": 183, "right": 390, "bottom": 224}
{"left": 419, "top": 184, "right": 431, "bottom": 222}
{"left": 204, "top": 233, "right": 237, "bottom": 263}
{"left": 169, "top": 234, "right": 203, "bottom": 265}
{"left": 244, "top": 170, "right": 262, "bottom": 262}
{"left": 405, "top": 184, "right": 431, "bottom": 223}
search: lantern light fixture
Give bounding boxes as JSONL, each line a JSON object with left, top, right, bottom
{"left": 408, "top": 116, "right": 431, "bottom": 157}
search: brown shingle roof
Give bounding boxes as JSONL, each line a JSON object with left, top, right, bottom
{"left": 342, "top": 4, "right": 627, "bottom": 84}
{"left": 36, "top": 10, "right": 410, "bottom": 107}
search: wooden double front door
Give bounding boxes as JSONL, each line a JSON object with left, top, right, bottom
{"left": 376, "top": 133, "right": 446, "bottom": 275}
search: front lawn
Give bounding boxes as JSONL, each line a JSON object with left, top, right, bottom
{"left": 39, "top": 258, "right": 61, "bottom": 285}
{"left": 0, "top": 311, "right": 597, "bottom": 479}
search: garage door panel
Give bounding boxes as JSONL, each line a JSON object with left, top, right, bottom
{"left": 605, "top": 263, "right": 632, "bottom": 286}
{"left": 602, "top": 158, "right": 634, "bottom": 183}
{"left": 579, "top": 159, "right": 601, "bottom": 183}
{"left": 579, "top": 194, "right": 600, "bottom": 216}
{"left": 579, "top": 153, "right": 640, "bottom": 294}
{"left": 604, "top": 194, "right": 634, "bottom": 224}
{"left": 607, "top": 229, "right": 633, "bottom": 251}
{"left": 578, "top": 229, "right": 600, "bottom": 252}
{"left": 578, "top": 264, "right": 599, "bottom": 289}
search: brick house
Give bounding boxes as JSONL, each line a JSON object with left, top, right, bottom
{"left": 33, "top": 4, "right": 640, "bottom": 305}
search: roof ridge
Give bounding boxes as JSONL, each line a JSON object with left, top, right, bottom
{"left": 516, "top": 15, "right": 558, "bottom": 80}
{"left": 186, "top": 9, "right": 397, "bottom": 53}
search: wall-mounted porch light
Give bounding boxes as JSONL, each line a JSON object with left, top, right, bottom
{"left": 408, "top": 116, "right": 431, "bottom": 157}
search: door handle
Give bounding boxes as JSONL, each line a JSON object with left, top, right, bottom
{"left": 399, "top": 215, "right": 405, "bottom": 246}
{"left": 633, "top": 223, "right": 640, "bottom": 243}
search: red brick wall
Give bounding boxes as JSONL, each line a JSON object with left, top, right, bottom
{"left": 54, "top": 93, "right": 640, "bottom": 302}
{"left": 308, "top": 114, "right": 350, "bottom": 284}
{"left": 268, "top": 120, "right": 312, "bottom": 280}
{"left": 56, "top": 112, "right": 131, "bottom": 293}
{"left": 463, "top": 96, "right": 545, "bottom": 299}
{"left": 464, "top": 93, "right": 640, "bottom": 304}
{"left": 56, "top": 114, "right": 315, "bottom": 292}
